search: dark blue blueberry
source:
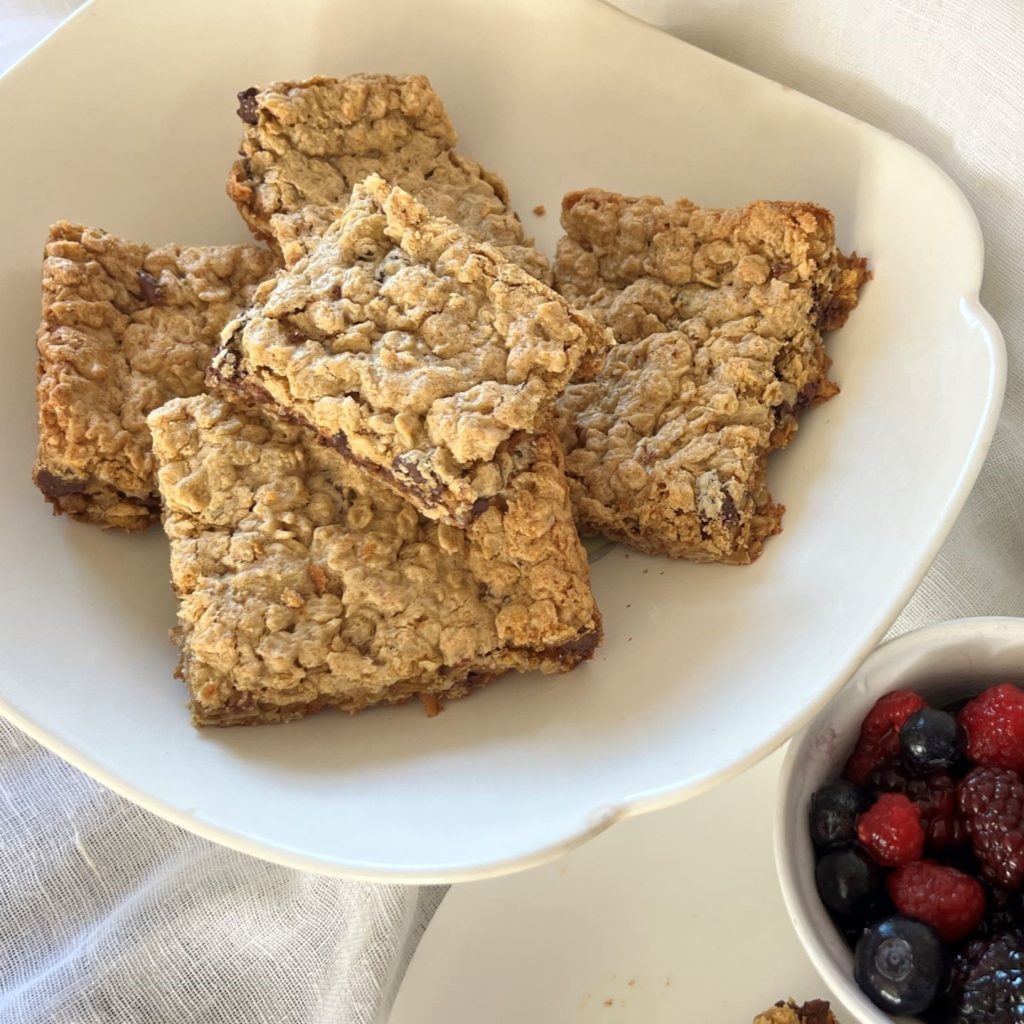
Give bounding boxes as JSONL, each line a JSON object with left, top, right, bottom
{"left": 854, "top": 915, "right": 949, "bottom": 1015}
{"left": 815, "top": 844, "right": 879, "bottom": 917}
{"left": 900, "top": 708, "right": 962, "bottom": 774}
{"left": 810, "top": 779, "right": 864, "bottom": 849}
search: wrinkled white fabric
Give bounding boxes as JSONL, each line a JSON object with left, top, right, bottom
{"left": 2, "top": 1, "right": 1022, "bottom": 1022}
{"left": 0, "top": 718, "right": 445, "bottom": 1024}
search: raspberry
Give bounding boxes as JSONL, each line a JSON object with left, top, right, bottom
{"left": 857, "top": 792, "right": 926, "bottom": 866}
{"left": 845, "top": 691, "right": 928, "bottom": 784}
{"left": 866, "top": 765, "right": 968, "bottom": 851}
{"left": 935, "top": 930, "right": 1024, "bottom": 1024}
{"left": 958, "top": 766, "right": 1024, "bottom": 890}
{"left": 887, "top": 860, "right": 985, "bottom": 942}
{"left": 961, "top": 683, "right": 1024, "bottom": 774}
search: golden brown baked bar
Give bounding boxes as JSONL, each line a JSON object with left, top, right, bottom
{"left": 554, "top": 189, "right": 869, "bottom": 563}
{"left": 148, "top": 394, "right": 602, "bottom": 727}
{"left": 228, "top": 73, "right": 549, "bottom": 280}
{"left": 33, "top": 223, "right": 276, "bottom": 530}
{"left": 211, "top": 175, "right": 610, "bottom": 528}
{"left": 754, "top": 1000, "right": 839, "bottom": 1024}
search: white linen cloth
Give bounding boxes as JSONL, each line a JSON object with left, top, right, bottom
{"left": 1, "top": 1, "right": 1021, "bottom": 1021}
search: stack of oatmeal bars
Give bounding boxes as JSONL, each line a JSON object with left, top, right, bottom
{"left": 31, "top": 74, "right": 867, "bottom": 727}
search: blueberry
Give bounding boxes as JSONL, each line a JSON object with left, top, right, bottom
{"left": 854, "top": 915, "right": 949, "bottom": 1015}
{"left": 815, "top": 844, "right": 879, "bottom": 917}
{"left": 810, "top": 780, "right": 863, "bottom": 849}
{"left": 900, "top": 708, "right": 961, "bottom": 773}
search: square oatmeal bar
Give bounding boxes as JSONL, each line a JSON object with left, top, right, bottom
{"left": 554, "top": 189, "right": 868, "bottom": 563}
{"left": 212, "top": 175, "right": 610, "bottom": 528}
{"left": 228, "top": 73, "right": 549, "bottom": 280}
{"left": 148, "top": 394, "right": 602, "bottom": 726}
{"left": 33, "top": 222, "right": 276, "bottom": 530}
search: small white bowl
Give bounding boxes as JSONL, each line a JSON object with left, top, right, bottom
{"left": 775, "top": 616, "right": 1024, "bottom": 1023}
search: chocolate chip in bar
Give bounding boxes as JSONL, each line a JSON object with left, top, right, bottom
{"left": 554, "top": 629, "right": 602, "bottom": 663}
{"left": 796, "top": 1001, "right": 835, "bottom": 1024}
{"left": 721, "top": 491, "right": 741, "bottom": 527}
{"left": 136, "top": 270, "right": 163, "bottom": 305}
{"left": 34, "top": 467, "right": 87, "bottom": 498}
{"left": 470, "top": 493, "right": 508, "bottom": 518}
{"left": 236, "top": 87, "right": 259, "bottom": 125}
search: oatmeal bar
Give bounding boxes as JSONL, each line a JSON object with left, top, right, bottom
{"left": 33, "top": 222, "right": 276, "bottom": 530}
{"left": 148, "top": 394, "right": 601, "bottom": 726}
{"left": 228, "top": 73, "right": 549, "bottom": 279}
{"left": 554, "top": 189, "right": 869, "bottom": 563}
{"left": 754, "top": 1000, "right": 838, "bottom": 1024}
{"left": 212, "top": 175, "right": 610, "bottom": 528}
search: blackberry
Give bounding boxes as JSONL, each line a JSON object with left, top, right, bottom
{"left": 932, "top": 930, "right": 1024, "bottom": 1024}
{"left": 958, "top": 766, "right": 1024, "bottom": 889}
{"left": 981, "top": 887, "right": 1024, "bottom": 939}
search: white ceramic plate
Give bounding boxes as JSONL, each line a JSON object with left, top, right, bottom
{"left": 0, "top": 0, "right": 1003, "bottom": 881}
{"left": 391, "top": 749, "right": 856, "bottom": 1023}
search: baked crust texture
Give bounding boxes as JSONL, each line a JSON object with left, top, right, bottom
{"left": 33, "top": 221, "right": 276, "bottom": 529}
{"left": 149, "top": 394, "right": 602, "bottom": 726}
{"left": 553, "top": 189, "right": 869, "bottom": 563}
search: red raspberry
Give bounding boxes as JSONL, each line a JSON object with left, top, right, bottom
{"left": 845, "top": 690, "right": 928, "bottom": 784}
{"left": 866, "top": 765, "right": 968, "bottom": 851}
{"left": 958, "top": 765, "right": 1024, "bottom": 890}
{"left": 960, "top": 683, "right": 1024, "bottom": 774}
{"left": 887, "top": 860, "right": 986, "bottom": 942}
{"left": 857, "top": 792, "right": 926, "bottom": 866}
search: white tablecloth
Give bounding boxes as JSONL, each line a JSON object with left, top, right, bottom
{"left": 2, "top": 1, "right": 1022, "bottom": 1021}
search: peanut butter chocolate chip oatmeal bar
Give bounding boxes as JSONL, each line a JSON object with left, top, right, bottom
{"left": 554, "top": 189, "right": 868, "bottom": 563}
{"left": 212, "top": 175, "right": 610, "bottom": 528}
{"left": 148, "top": 394, "right": 601, "bottom": 726}
{"left": 754, "top": 1000, "right": 839, "bottom": 1024}
{"left": 228, "top": 73, "right": 549, "bottom": 280}
{"left": 32, "top": 223, "right": 276, "bottom": 530}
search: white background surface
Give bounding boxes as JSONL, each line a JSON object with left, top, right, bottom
{"left": 3, "top": 1, "right": 1023, "bottom": 1023}
{"left": 390, "top": 749, "right": 852, "bottom": 1023}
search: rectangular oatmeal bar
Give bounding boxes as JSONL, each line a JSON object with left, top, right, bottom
{"left": 228, "top": 73, "right": 550, "bottom": 280}
{"left": 553, "top": 189, "right": 869, "bottom": 563}
{"left": 33, "top": 222, "right": 276, "bottom": 530}
{"left": 148, "top": 394, "right": 602, "bottom": 726}
{"left": 211, "top": 174, "right": 610, "bottom": 528}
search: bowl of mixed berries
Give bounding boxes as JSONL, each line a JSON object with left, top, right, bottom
{"left": 776, "top": 618, "right": 1024, "bottom": 1024}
